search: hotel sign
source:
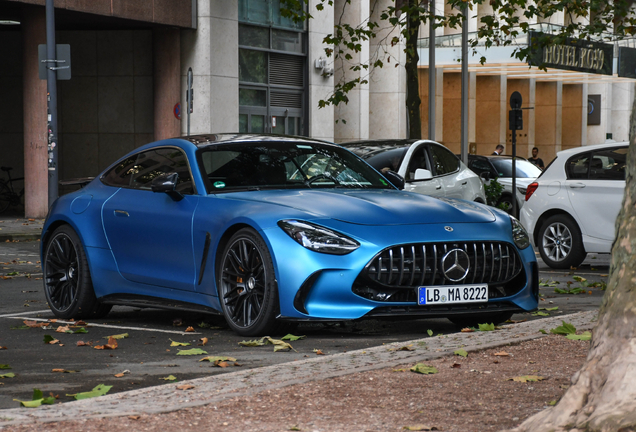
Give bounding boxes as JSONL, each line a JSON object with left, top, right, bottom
{"left": 528, "top": 31, "right": 613, "bottom": 76}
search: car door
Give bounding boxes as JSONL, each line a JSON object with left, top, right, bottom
{"left": 564, "top": 146, "right": 627, "bottom": 241}
{"left": 429, "top": 143, "right": 463, "bottom": 199}
{"left": 102, "top": 147, "right": 199, "bottom": 291}
{"left": 400, "top": 144, "right": 444, "bottom": 197}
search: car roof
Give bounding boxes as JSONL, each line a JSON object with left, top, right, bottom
{"left": 175, "top": 133, "right": 334, "bottom": 148}
{"left": 467, "top": 154, "right": 528, "bottom": 161}
{"left": 555, "top": 141, "right": 629, "bottom": 158}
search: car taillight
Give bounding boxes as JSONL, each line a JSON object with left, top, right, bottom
{"left": 525, "top": 182, "right": 538, "bottom": 201}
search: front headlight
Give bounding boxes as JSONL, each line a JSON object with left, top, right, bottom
{"left": 510, "top": 216, "right": 530, "bottom": 249}
{"left": 278, "top": 220, "right": 360, "bottom": 255}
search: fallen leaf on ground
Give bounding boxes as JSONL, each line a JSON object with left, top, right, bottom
{"left": 550, "top": 321, "right": 577, "bottom": 336}
{"left": 0, "top": 365, "right": 11, "bottom": 369}
{"left": 176, "top": 384, "right": 195, "bottom": 390}
{"left": 185, "top": 326, "right": 195, "bottom": 332}
{"left": 454, "top": 349, "right": 468, "bottom": 357}
{"left": 313, "top": 349, "right": 325, "bottom": 355}
{"left": 451, "top": 363, "right": 461, "bottom": 368}
{"left": 403, "top": 425, "right": 439, "bottom": 431}
{"left": 478, "top": 323, "right": 496, "bottom": 332}
{"left": 160, "top": 375, "right": 177, "bottom": 381}
{"left": 0, "top": 373, "right": 16, "bottom": 378}
{"left": 51, "top": 369, "right": 79, "bottom": 373}
{"left": 128, "top": 416, "right": 141, "bottom": 420}
{"left": 23, "top": 320, "right": 47, "bottom": 328}
{"left": 94, "top": 337, "right": 118, "bottom": 350}
{"left": 55, "top": 325, "right": 70, "bottom": 333}
{"left": 68, "top": 384, "right": 112, "bottom": 400}
{"left": 14, "top": 389, "right": 56, "bottom": 408}
{"left": 566, "top": 331, "right": 592, "bottom": 341}
{"left": 410, "top": 364, "right": 438, "bottom": 374}
{"left": 114, "top": 373, "right": 125, "bottom": 378}
{"left": 494, "top": 351, "right": 510, "bottom": 356}
{"left": 104, "top": 333, "right": 128, "bottom": 340}
{"left": 281, "top": 334, "right": 306, "bottom": 341}
{"left": 199, "top": 356, "right": 237, "bottom": 363}
{"left": 76, "top": 341, "right": 92, "bottom": 347}
{"left": 43, "top": 335, "right": 59, "bottom": 345}
{"left": 460, "top": 328, "right": 474, "bottom": 333}
{"left": 391, "top": 345, "right": 414, "bottom": 352}
{"left": 199, "top": 337, "right": 209, "bottom": 346}
{"left": 169, "top": 339, "right": 191, "bottom": 347}
{"left": 176, "top": 348, "right": 208, "bottom": 356}
{"left": 509, "top": 375, "right": 546, "bottom": 382}
{"left": 0, "top": 346, "right": 6, "bottom": 350}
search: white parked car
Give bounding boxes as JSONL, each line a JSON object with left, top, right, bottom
{"left": 344, "top": 139, "right": 487, "bottom": 203}
{"left": 466, "top": 155, "right": 542, "bottom": 216}
{"left": 520, "top": 142, "right": 628, "bottom": 269}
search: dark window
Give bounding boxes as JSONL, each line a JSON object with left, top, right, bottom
{"left": 101, "top": 156, "right": 137, "bottom": 187}
{"left": 468, "top": 158, "right": 495, "bottom": 178}
{"left": 405, "top": 146, "right": 431, "bottom": 181}
{"left": 588, "top": 147, "right": 627, "bottom": 181}
{"left": 430, "top": 145, "right": 459, "bottom": 175}
{"left": 566, "top": 152, "right": 591, "bottom": 179}
{"left": 130, "top": 148, "right": 195, "bottom": 194}
{"left": 362, "top": 147, "right": 408, "bottom": 173}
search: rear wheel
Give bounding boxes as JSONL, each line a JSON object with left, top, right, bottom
{"left": 218, "top": 228, "right": 281, "bottom": 336}
{"left": 449, "top": 311, "right": 514, "bottom": 329}
{"left": 43, "top": 225, "right": 111, "bottom": 319}
{"left": 538, "top": 214, "right": 586, "bottom": 269}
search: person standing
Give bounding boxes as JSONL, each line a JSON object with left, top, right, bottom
{"left": 528, "top": 146, "right": 544, "bottom": 169}
{"left": 492, "top": 144, "right": 504, "bottom": 155}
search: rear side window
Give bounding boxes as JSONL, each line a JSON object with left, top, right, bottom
{"left": 363, "top": 147, "right": 408, "bottom": 173}
{"left": 468, "top": 158, "right": 494, "bottom": 177}
{"left": 130, "top": 148, "right": 195, "bottom": 194}
{"left": 430, "top": 144, "right": 459, "bottom": 175}
{"left": 566, "top": 146, "right": 627, "bottom": 181}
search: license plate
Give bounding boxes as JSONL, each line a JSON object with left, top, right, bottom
{"left": 417, "top": 285, "right": 488, "bottom": 305}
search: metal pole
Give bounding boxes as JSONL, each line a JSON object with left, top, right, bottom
{"left": 460, "top": 4, "right": 468, "bottom": 165}
{"left": 46, "top": 0, "right": 59, "bottom": 205}
{"left": 428, "top": 0, "right": 435, "bottom": 141}
{"left": 512, "top": 125, "right": 517, "bottom": 217}
{"left": 187, "top": 67, "right": 193, "bottom": 136}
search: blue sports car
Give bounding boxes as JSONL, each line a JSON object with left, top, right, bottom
{"left": 42, "top": 134, "right": 538, "bottom": 336}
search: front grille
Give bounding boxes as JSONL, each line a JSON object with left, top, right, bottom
{"left": 353, "top": 242, "right": 526, "bottom": 303}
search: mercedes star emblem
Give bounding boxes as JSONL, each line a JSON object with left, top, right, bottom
{"left": 444, "top": 226, "right": 453, "bottom": 232}
{"left": 441, "top": 248, "right": 470, "bottom": 282}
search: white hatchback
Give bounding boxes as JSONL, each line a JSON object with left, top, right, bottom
{"left": 520, "top": 142, "right": 628, "bottom": 269}
{"left": 344, "top": 139, "right": 487, "bottom": 203}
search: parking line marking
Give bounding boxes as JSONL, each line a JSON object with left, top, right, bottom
{"left": 0, "top": 310, "right": 52, "bottom": 318}
{"left": 3, "top": 316, "right": 201, "bottom": 335}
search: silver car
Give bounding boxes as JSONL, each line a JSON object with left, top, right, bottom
{"left": 344, "top": 139, "right": 486, "bottom": 203}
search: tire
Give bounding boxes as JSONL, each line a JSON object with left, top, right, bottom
{"left": 218, "top": 228, "right": 281, "bottom": 336}
{"left": 43, "top": 225, "right": 112, "bottom": 319}
{"left": 497, "top": 194, "right": 517, "bottom": 218}
{"left": 538, "top": 214, "right": 586, "bottom": 269}
{"left": 0, "top": 182, "right": 11, "bottom": 214}
{"left": 449, "top": 311, "right": 514, "bottom": 329}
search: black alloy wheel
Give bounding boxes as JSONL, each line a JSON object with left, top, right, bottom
{"left": 219, "top": 228, "right": 280, "bottom": 336}
{"left": 43, "top": 225, "right": 111, "bottom": 319}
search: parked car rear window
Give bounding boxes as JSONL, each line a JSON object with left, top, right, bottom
{"left": 566, "top": 147, "right": 627, "bottom": 181}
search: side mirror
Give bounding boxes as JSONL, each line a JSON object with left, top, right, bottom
{"left": 151, "top": 172, "right": 184, "bottom": 202}
{"left": 383, "top": 170, "right": 405, "bottom": 190}
{"left": 414, "top": 168, "right": 433, "bottom": 181}
{"left": 479, "top": 172, "right": 491, "bottom": 181}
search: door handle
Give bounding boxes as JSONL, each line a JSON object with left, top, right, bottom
{"left": 568, "top": 183, "right": 586, "bottom": 189}
{"left": 436, "top": 185, "right": 442, "bottom": 190}
{"left": 114, "top": 210, "right": 129, "bottom": 217}
{"left": 461, "top": 181, "right": 468, "bottom": 185}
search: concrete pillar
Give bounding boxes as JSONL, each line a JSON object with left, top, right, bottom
{"left": 308, "top": 0, "right": 335, "bottom": 142}
{"left": 562, "top": 84, "right": 584, "bottom": 152}
{"left": 435, "top": 67, "right": 443, "bottom": 142}
{"left": 534, "top": 81, "right": 561, "bottom": 162}
{"left": 475, "top": 75, "right": 504, "bottom": 155}
{"left": 154, "top": 28, "right": 181, "bottom": 140}
{"left": 468, "top": 71, "right": 476, "bottom": 147}
{"left": 333, "top": 0, "right": 369, "bottom": 142}
{"left": 369, "top": 0, "right": 406, "bottom": 139}
{"left": 22, "top": 8, "right": 49, "bottom": 218}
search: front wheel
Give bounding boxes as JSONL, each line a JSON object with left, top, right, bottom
{"left": 43, "top": 225, "right": 111, "bottom": 319}
{"left": 538, "top": 214, "right": 586, "bottom": 269}
{"left": 218, "top": 228, "right": 280, "bottom": 336}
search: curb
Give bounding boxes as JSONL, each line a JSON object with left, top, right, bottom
{"left": 0, "top": 311, "right": 598, "bottom": 428}
{"left": 0, "top": 233, "right": 41, "bottom": 242}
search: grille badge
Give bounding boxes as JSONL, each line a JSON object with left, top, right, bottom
{"left": 442, "top": 248, "right": 470, "bottom": 282}
{"left": 444, "top": 226, "right": 453, "bottom": 232}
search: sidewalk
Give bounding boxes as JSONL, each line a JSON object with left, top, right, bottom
{"left": 0, "top": 217, "right": 43, "bottom": 242}
{"left": 0, "top": 311, "right": 597, "bottom": 430}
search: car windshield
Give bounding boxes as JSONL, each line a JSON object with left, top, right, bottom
{"left": 490, "top": 159, "right": 542, "bottom": 178}
{"left": 353, "top": 147, "right": 408, "bottom": 172}
{"left": 198, "top": 141, "right": 394, "bottom": 193}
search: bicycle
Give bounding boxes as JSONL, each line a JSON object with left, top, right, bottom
{"left": 0, "top": 166, "right": 25, "bottom": 214}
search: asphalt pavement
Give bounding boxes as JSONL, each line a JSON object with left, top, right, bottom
{"left": 0, "top": 215, "right": 609, "bottom": 428}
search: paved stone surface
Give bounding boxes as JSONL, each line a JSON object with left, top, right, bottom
{"left": 0, "top": 218, "right": 43, "bottom": 242}
{"left": 0, "top": 310, "right": 597, "bottom": 428}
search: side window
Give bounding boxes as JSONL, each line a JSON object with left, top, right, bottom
{"left": 588, "top": 147, "right": 627, "bottom": 181}
{"left": 130, "top": 148, "right": 195, "bottom": 194}
{"left": 566, "top": 152, "right": 590, "bottom": 180}
{"left": 430, "top": 145, "right": 459, "bottom": 176}
{"left": 101, "top": 156, "right": 138, "bottom": 187}
{"left": 406, "top": 146, "right": 430, "bottom": 181}
{"left": 468, "top": 158, "right": 492, "bottom": 177}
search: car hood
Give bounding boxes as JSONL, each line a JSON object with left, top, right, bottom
{"left": 222, "top": 189, "right": 496, "bottom": 225}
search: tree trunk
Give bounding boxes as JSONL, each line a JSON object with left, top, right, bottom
{"left": 405, "top": 0, "right": 421, "bottom": 140}
{"left": 509, "top": 96, "right": 636, "bottom": 432}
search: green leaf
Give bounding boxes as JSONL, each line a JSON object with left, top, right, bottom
{"left": 281, "top": 334, "right": 306, "bottom": 341}
{"left": 199, "top": 356, "right": 237, "bottom": 363}
{"left": 410, "top": 363, "right": 438, "bottom": 374}
{"left": 426, "top": 329, "right": 433, "bottom": 336}
{"left": 548, "top": 400, "right": 557, "bottom": 406}
{"left": 478, "top": 323, "right": 495, "bottom": 332}
{"left": 32, "top": 388, "right": 43, "bottom": 400}
{"left": 43, "top": 335, "right": 55, "bottom": 344}
{"left": 0, "top": 373, "right": 15, "bottom": 378}
{"left": 10, "top": 325, "right": 30, "bottom": 330}
{"left": 532, "top": 311, "right": 550, "bottom": 316}
{"left": 0, "top": 364, "right": 11, "bottom": 369}
{"left": 238, "top": 339, "right": 266, "bottom": 347}
{"left": 539, "top": 329, "right": 548, "bottom": 334}
{"left": 572, "top": 275, "right": 587, "bottom": 283}
{"left": 15, "top": 398, "right": 44, "bottom": 408}
{"left": 104, "top": 333, "right": 128, "bottom": 340}
{"left": 566, "top": 331, "right": 592, "bottom": 341}
{"left": 551, "top": 321, "right": 576, "bottom": 335}
{"left": 73, "top": 327, "right": 88, "bottom": 334}
{"left": 160, "top": 375, "right": 178, "bottom": 381}
{"left": 6, "top": 272, "right": 19, "bottom": 276}
{"left": 71, "top": 384, "right": 112, "bottom": 400}
{"left": 543, "top": 307, "right": 559, "bottom": 311}
{"left": 454, "top": 349, "right": 468, "bottom": 357}
{"left": 169, "top": 339, "right": 191, "bottom": 347}
{"left": 176, "top": 348, "right": 207, "bottom": 356}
